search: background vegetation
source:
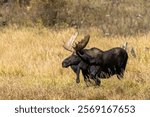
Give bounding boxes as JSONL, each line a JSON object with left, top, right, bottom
{"left": 0, "top": 0, "right": 150, "bottom": 99}
{"left": 0, "top": 0, "right": 150, "bottom": 36}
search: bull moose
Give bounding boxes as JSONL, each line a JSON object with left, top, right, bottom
{"left": 62, "top": 33, "right": 128, "bottom": 86}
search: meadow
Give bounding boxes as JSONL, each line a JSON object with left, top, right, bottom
{"left": 0, "top": 26, "right": 150, "bottom": 100}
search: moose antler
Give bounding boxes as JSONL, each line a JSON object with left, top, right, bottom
{"left": 63, "top": 32, "right": 90, "bottom": 52}
{"left": 63, "top": 32, "right": 79, "bottom": 52}
{"left": 73, "top": 34, "right": 90, "bottom": 51}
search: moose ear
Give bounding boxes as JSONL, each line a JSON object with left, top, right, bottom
{"left": 73, "top": 34, "right": 90, "bottom": 51}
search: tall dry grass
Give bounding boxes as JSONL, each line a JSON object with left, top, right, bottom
{"left": 0, "top": 26, "right": 150, "bottom": 100}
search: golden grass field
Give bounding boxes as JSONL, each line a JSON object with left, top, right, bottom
{"left": 0, "top": 26, "right": 150, "bottom": 100}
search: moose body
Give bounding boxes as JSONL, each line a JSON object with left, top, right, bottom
{"left": 62, "top": 47, "right": 128, "bottom": 86}
{"left": 76, "top": 47, "right": 128, "bottom": 85}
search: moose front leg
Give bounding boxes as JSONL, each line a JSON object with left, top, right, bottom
{"left": 76, "top": 66, "right": 80, "bottom": 83}
{"left": 90, "top": 65, "right": 101, "bottom": 86}
{"left": 82, "top": 71, "right": 90, "bottom": 87}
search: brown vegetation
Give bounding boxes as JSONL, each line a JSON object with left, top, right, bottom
{"left": 0, "top": 0, "right": 150, "bottom": 36}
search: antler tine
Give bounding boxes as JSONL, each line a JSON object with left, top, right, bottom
{"left": 63, "top": 32, "right": 79, "bottom": 52}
